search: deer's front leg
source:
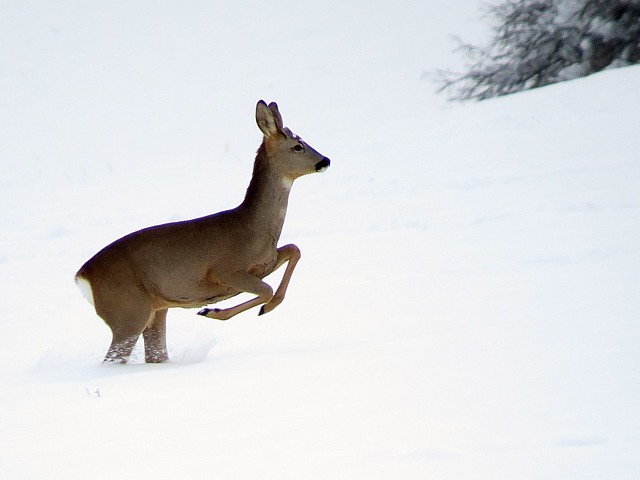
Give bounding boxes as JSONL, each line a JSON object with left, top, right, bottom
{"left": 198, "top": 272, "right": 273, "bottom": 321}
{"left": 259, "top": 244, "right": 301, "bottom": 316}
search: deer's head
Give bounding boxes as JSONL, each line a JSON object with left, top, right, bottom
{"left": 256, "top": 100, "right": 330, "bottom": 180}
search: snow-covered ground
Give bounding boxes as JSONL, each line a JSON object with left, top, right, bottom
{"left": 1, "top": 1, "right": 639, "bottom": 478}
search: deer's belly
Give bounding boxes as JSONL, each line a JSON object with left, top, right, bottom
{"left": 161, "top": 290, "right": 241, "bottom": 309}
{"left": 149, "top": 249, "right": 277, "bottom": 308}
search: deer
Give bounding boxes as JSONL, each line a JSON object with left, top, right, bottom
{"left": 75, "top": 100, "right": 330, "bottom": 364}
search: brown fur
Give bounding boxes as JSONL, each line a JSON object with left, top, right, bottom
{"left": 76, "top": 100, "right": 330, "bottom": 363}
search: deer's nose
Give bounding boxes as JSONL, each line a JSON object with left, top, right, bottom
{"left": 315, "top": 157, "right": 330, "bottom": 172}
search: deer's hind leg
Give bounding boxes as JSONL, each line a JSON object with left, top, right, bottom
{"left": 143, "top": 309, "right": 169, "bottom": 363}
{"left": 95, "top": 292, "right": 154, "bottom": 364}
{"left": 104, "top": 335, "right": 139, "bottom": 364}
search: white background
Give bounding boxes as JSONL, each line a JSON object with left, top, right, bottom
{"left": 1, "top": 1, "right": 639, "bottom": 478}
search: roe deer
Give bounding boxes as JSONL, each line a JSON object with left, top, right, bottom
{"left": 75, "top": 100, "right": 330, "bottom": 363}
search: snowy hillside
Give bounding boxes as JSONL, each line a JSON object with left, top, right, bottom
{"left": 1, "top": 1, "right": 639, "bottom": 479}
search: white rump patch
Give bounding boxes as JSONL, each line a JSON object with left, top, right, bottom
{"left": 75, "top": 276, "right": 95, "bottom": 306}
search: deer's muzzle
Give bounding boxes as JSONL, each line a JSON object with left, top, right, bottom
{"left": 315, "top": 157, "right": 331, "bottom": 172}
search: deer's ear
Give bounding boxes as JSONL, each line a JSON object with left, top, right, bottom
{"left": 256, "top": 100, "right": 282, "bottom": 137}
{"left": 268, "top": 102, "right": 284, "bottom": 131}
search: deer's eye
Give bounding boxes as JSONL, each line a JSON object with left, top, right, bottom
{"left": 292, "top": 144, "right": 305, "bottom": 153}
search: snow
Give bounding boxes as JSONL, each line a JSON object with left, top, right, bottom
{"left": 1, "top": 1, "right": 639, "bottom": 478}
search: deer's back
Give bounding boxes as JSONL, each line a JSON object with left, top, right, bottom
{"left": 77, "top": 210, "right": 278, "bottom": 307}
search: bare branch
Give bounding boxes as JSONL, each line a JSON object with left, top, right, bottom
{"left": 434, "top": 0, "right": 640, "bottom": 101}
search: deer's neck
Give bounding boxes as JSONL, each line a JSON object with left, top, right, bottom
{"left": 239, "top": 144, "right": 293, "bottom": 241}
